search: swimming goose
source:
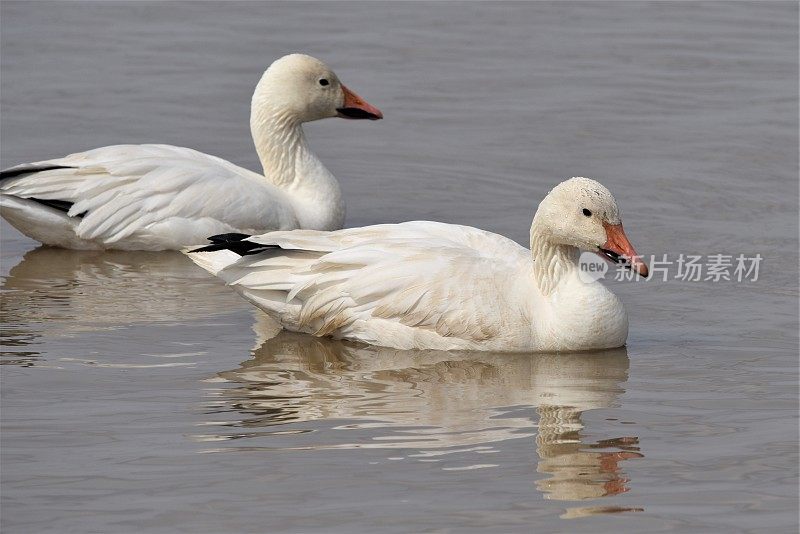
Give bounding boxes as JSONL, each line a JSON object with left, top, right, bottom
{"left": 0, "top": 54, "right": 382, "bottom": 250}
{"left": 186, "top": 177, "right": 649, "bottom": 352}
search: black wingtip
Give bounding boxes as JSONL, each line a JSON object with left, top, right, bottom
{"left": 190, "top": 243, "right": 236, "bottom": 253}
{"left": 1, "top": 164, "right": 85, "bottom": 217}
{"left": 29, "top": 198, "right": 85, "bottom": 217}
{"left": 207, "top": 232, "right": 252, "bottom": 244}
{"left": 190, "top": 233, "right": 282, "bottom": 256}
{"left": 0, "top": 164, "right": 74, "bottom": 181}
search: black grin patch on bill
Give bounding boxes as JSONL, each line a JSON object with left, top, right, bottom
{"left": 336, "top": 107, "right": 381, "bottom": 120}
{"left": 599, "top": 247, "right": 633, "bottom": 270}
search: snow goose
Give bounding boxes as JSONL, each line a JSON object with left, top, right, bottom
{"left": 186, "top": 177, "right": 649, "bottom": 352}
{"left": 0, "top": 54, "right": 382, "bottom": 250}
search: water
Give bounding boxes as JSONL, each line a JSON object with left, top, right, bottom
{"left": 1, "top": 2, "right": 797, "bottom": 532}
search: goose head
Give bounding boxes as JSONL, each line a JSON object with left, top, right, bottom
{"left": 253, "top": 53, "right": 383, "bottom": 123}
{"left": 532, "top": 177, "right": 649, "bottom": 277}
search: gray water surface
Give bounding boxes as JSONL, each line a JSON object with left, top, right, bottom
{"left": 1, "top": 2, "right": 798, "bottom": 533}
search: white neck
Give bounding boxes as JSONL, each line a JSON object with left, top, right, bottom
{"left": 249, "top": 104, "right": 345, "bottom": 230}
{"left": 530, "top": 222, "right": 579, "bottom": 296}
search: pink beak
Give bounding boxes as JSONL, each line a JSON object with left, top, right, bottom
{"left": 336, "top": 84, "right": 383, "bottom": 120}
{"left": 599, "top": 222, "right": 649, "bottom": 278}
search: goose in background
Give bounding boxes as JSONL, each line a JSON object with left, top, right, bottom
{"left": 187, "top": 177, "right": 649, "bottom": 352}
{"left": 0, "top": 54, "right": 382, "bottom": 250}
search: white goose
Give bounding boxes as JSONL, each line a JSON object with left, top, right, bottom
{"left": 186, "top": 177, "right": 649, "bottom": 352}
{"left": 0, "top": 54, "right": 382, "bottom": 250}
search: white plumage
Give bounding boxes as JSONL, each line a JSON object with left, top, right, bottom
{"left": 186, "top": 178, "right": 649, "bottom": 352}
{"left": 0, "top": 54, "right": 382, "bottom": 250}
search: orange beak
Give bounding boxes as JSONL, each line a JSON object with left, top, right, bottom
{"left": 599, "top": 222, "right": 649, "bottom": 278}
{"left": 336, "top": 84, "right": 383, "bottom": 120}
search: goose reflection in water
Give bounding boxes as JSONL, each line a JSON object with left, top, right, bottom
{"left": 1, "top": 246, "right": 245, "bottom": 365}
{"left": 207, "top": 312, "right": 643, "bottom": 507}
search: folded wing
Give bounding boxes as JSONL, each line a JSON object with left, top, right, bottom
{"left": 1, "top": 144, "right": 298, "bottom": 248}
{"left": 189, "top": 221, "right": 532, "bottom": 349}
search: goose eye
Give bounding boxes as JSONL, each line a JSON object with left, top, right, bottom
{"left": 582, "top": 208, "right": 592, "bottom": 217}
{"left": 319, "top": 79, "right": 330, "bottom": 86}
